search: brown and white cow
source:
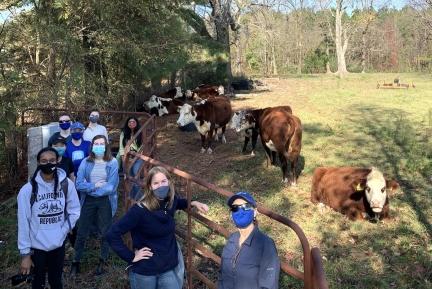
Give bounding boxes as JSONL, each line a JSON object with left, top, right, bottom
{"left": 230, "top": 106, "right": 293, "bottom": 156}
{"left": 176, "top": 96, "right": 232, "bottom": 154}
{"left": 158, "top": 87, "right": 184, "bottom": 99}
{"left": 186, "top": 84, "right": 224, "bottom": 101}
{"left": 144, "top": 95, "right": 185, "bottom": 116}
{"left": 259, "top": 109, "right": 302, "bottom": 185}
{"left": 311, "top": 167, "right": 400, "bottom": 221}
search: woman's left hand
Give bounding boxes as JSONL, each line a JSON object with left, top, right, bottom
{"left": 191, "top": 201, "right": 209, "bottom": 214}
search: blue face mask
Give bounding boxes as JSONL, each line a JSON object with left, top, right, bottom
{"left": 71, "top": 132, "right": 83, "bottom": 140}
{"left": 89, "top": 115, "right": 99, "bottom": 123}
{"left": 59, "top": 122, "right": 71, "bottom": 130}
{"left": 231, "top": 207, "right": 255, "bottom": 228}
{"left": 53, "top": 147, "right": 66, "bottom": 156}
{"left": 153, "top": 185, "right": 170, "bottom": 199}
{"left": 92, "top": 145, "right": 105, "bottom": 157}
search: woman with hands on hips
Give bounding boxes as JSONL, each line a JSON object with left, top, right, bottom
{"left": 106, "top": 166, "right": 208, "bottom": 289}
{"left": 71, "top": 135, "right": 119, "bottom": 276}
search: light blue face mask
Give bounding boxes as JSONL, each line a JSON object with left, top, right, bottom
{"left": 53, "top": 146, "right": 66, "bottom": 157}
{"left": 92, "top": 145, "right": 105, "bottom": 157}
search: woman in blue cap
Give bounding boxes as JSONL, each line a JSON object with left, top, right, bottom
{"left": 218, "top": 191, "right": 280, "bottom": 289}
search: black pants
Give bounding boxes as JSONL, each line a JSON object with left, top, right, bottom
{"left": 31, "top": 244, "right": 65, "bottom": 289}
{"left": 74, "top": 195, "right": 112, "bottom": 262}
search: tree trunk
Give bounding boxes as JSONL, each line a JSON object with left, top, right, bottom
{"left": 361, "top": 31, "right": 367, "bottom": 73}
{"left": 335, "top": 0, "right": 348, "bottom": 76}
{"left": 325, "top": 42, "right": 331, "bottom": 73}
{"left": 210, "top": 0, "right": 233, "bottom": 84}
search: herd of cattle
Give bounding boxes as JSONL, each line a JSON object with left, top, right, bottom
{"left": 142, "top": 84, "right": 400, "bottom": 222}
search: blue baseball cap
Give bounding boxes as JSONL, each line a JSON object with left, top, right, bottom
{"left": 227, "top": 191, "right": 257, "bottom": 207}
{"left": 70, "top": 121, "right": 85, "bottom": 131}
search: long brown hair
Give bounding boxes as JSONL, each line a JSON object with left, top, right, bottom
{"left": 87, "top": 135, "right": 113, "bottom": 162}
{"left": 139, "top": 166, "right": 175, "bottom": 211}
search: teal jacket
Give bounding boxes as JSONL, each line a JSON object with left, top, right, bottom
{"left": 76, "top": 157, "right": 119, "bottom": 216}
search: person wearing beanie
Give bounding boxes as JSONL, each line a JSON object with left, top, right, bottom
{"left": 48, "top": 114, "right": 72, "bottom": 146}
{"left": 71, "top": 135, "right": 119, "bottom": 276}
{"left": 17, "top": 147, "right": 80, "bottom": 289}
{"left": 64, "top": 122, "right": 91, "bottom": 177}
{"left": 218, "top": 191, "right": 280, "bottom": 289}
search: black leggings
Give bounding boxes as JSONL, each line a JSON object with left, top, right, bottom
{"left": 31, "top": 244, "right": 65, "bottom": 289}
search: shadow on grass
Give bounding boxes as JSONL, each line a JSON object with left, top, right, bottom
{"left": 345, "top": 105, "right": 432, "bottom": 239}
{"left": 318, "top": 223, "right": 431, "bottom": 288}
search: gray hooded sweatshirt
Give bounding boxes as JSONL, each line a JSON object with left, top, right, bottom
{"left": 17, "top": 168, "right": 80, "bottom": 255}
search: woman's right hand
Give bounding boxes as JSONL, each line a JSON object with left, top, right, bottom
{"left": 20, "top": 255, "right": 32, "bottom": 274}
{"left": 132, "top": 247, "right": 153, "bottom": 263}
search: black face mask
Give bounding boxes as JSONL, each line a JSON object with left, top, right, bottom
{"left": 38, "top": 163, "right": 57, "bottom": 175}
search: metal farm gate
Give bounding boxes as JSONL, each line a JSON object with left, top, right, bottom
{"left": 123, "top": 120, "right": 329, "bottom": 289}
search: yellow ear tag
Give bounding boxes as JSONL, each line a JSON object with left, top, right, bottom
{"left": 356, "top": 183, "right": 364, "bottom": 191}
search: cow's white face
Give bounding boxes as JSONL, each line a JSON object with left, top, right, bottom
{"left": 218, "top": 85, "right": 224, "bottom": 95}
{"left": 175, "top": 87, "right": 183, "bottom": 98}
{"left": 365, "top": 168, "right": 387, "bottom": 213}
{"left": 177, "top": 104, "right": 196, "bottom": 126}
{"left": 144, "top": 95, "right": 160, "bottom": 110}
{"left": 230, "top": 110, "right": 254, "bottom": 132}
{"left": 144, "top": 95, "right": 168, "bottom": 116}
{"left": 185, "top": 90, "right": 193, "bottom": 98}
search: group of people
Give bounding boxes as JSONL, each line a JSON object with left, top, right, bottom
{"left": 16, "top": 110, "right": 281, "bottom": 289}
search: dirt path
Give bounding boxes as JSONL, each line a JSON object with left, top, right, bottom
{"left": 153, "top": 78, "right": 306, "bottom": 184}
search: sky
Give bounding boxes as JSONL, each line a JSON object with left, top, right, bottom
{"left": 0, "top": 0, "right": 412, "bottom": 23}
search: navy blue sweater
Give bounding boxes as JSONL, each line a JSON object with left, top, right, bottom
{"left": 106, "top": 196, "right": 187, "bottom": 275}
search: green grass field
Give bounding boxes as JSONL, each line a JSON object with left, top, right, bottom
{"left": 0, "top": 73, "right": 431, "bottom": 289}
{"left": 194, "top": 73, "right": 432, "bottom": 289}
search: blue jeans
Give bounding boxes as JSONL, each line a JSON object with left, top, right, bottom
{"left": 129, "top": 270, "right": 180, "bottom": 289}
{"left": 129, "top": 159, "right": 144, "bottom": 200}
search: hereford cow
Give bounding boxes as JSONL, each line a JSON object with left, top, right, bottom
{"left": 158, "top": 87, "right": 184, "bottom": 99}
{"left": 311, "top": 167, "right": 400, "bottom": 221}
{"left": 177, "top": 96, "right": 232, "bottom": 154}
{"left": 259, "top": 109, "right": 302, "bottom": 185}
{"left": 144, "top": 95, "right": 184, "bottom": 116}
{"left": 230, "top": 106, "right": 292, "bottom": 156}
{"left": 186, "top": 84, "right": 224, "bottom": 101}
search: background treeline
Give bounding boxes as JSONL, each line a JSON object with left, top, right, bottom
{"left": 0, "top": 1, "right": 432, "bottom": 187}
{"left": 1, "top": 0, "right": 431, "bottom": 114}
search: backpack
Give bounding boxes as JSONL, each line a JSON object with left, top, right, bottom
{"left": 30, "top": 178, "right": 71, "bottom": 230}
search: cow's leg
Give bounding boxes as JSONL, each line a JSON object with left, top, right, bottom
{"left": 213, "top": 128, "right": 219, "bottom": 141}
{"left": 242, "top": 136, "right": 250, "bottom": 153}
{"left": 279, "top": 152, "right": 289, "bottom": 184}
{"left": 207, "top": 127, "right": 214, "bottom": 154}
{"left": 271, "top": 151, "right": 278, "bottom": 166}
{"left": 250, "top": 129, "right": 259, "bottom": 156}
{"left": 262, "top": 142, "right": 273, "bottom": 167}
{"left": 289, "top": 154, "right": 299, "bottom": 186}
{"left": 221, "top": 126, "right": 227, "bottom": 144}
{"left": 200, "top": 133, "right": 206, "bottom": 153}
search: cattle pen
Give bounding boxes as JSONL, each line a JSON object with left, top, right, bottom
{"left": 123, "top": 119, "right": 329, "bottom": 289}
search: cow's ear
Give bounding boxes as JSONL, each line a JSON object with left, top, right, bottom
{"left": 352, "top": 179, "right": 366, "bottom": 191}
{"left": 386, "top": 179, "right": 399, "bottom": 192}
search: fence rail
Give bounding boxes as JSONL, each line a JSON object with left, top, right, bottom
{"left": 124, "top": 151, "right": 329, "bottom": 289}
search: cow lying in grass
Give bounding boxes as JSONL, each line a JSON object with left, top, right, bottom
{"left": 311, "top": 167, "right": 400, "bottom": 221}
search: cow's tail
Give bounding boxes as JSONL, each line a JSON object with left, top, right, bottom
{"left": 287, "top": 117, "right": 302, "bottom": 160}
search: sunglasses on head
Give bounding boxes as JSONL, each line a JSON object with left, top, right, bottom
{"left": 230, "top": 203, "right": 254, "bottom": 212}
{"left": 59, "top": 120, "right": 71, "bottom": 124}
